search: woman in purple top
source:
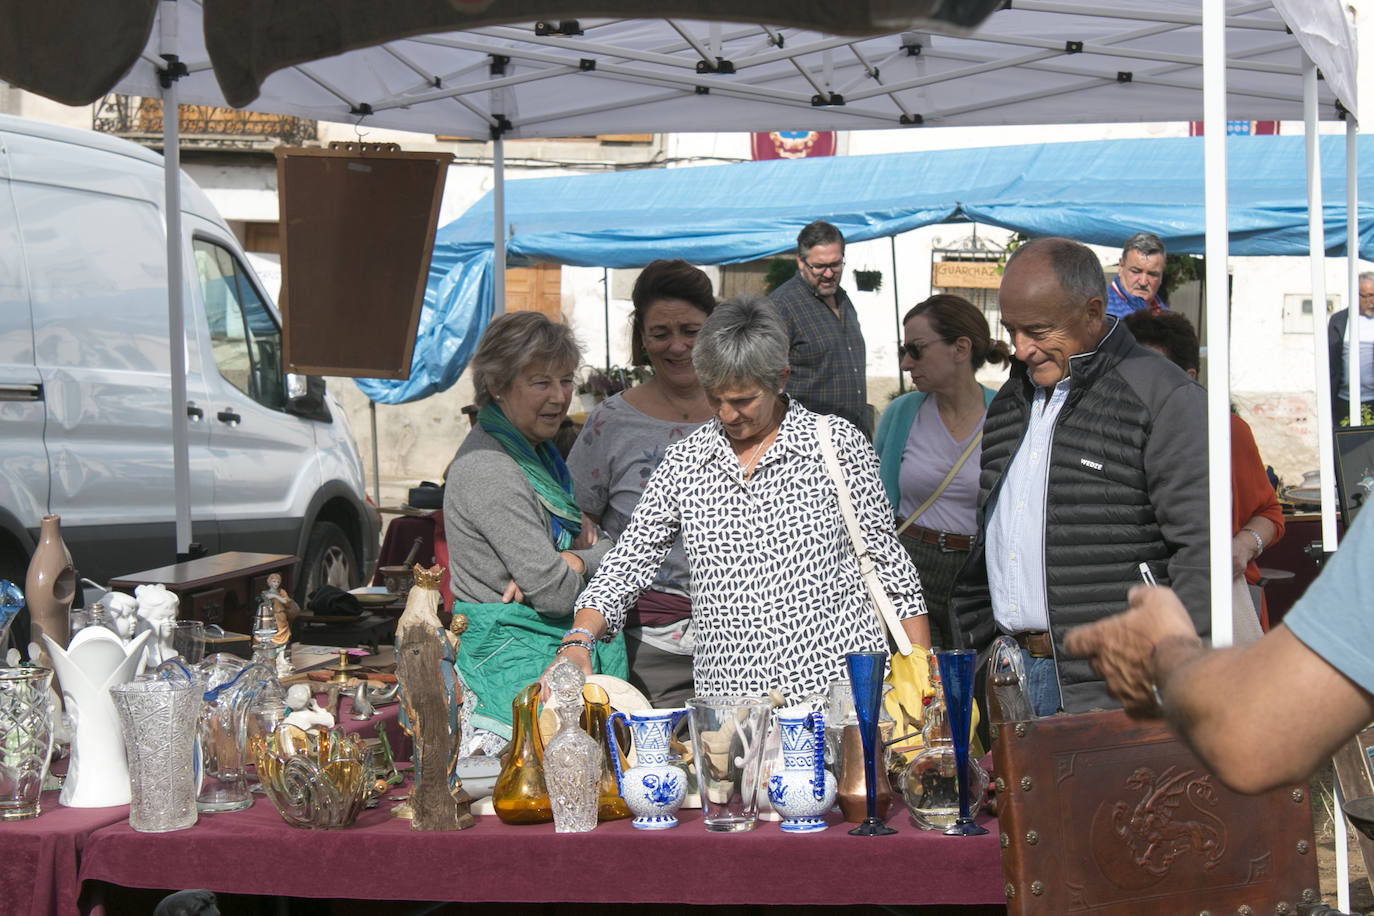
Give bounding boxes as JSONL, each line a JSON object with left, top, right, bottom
{"left": 566, "top": 259, "right": 716, "bottom": 706}
{"left": 875, "top": 294, "right": 1010, "bottom": 648}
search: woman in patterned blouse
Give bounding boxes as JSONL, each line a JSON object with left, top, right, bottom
{"left": 549, "top": 295, "right": 929, "bottom": 701}
{"left": 566, "top": 260, "right": 716, "bottom": 707}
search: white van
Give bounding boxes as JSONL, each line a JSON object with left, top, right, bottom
{"left": 0, "top": 114, "right": 379, "bottom": 614}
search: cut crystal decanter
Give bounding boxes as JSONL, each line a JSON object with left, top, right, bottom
{"left": 541, "top": 658, "right": 601, "bottom": 833}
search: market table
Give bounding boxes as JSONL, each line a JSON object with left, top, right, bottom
{"left": 0, "top": 797, "right": 126, "bottom": 916}
{"left": 78, "top": 794, "right": 1002, "bottom": 910}
{"left": 0, "top": 697, "right": 408, "bottom": 916}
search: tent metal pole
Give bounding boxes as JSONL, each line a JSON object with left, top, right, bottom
{"left": 1346, "top": 118, "right": 1361, "bottom": 425}
{"left": 1304, "top": 53, "right": 1339, "bottom": 551}
{"left": 1309, "top": 53, "right": 1350, "bottom": 910}
{"left": 891, "top": 235, "right": 904, "bottom": 394}
{"left": 603, "top": 268, "right": 611, "bottom": 373}
{"left": 1202, "top": 0, "right": 1233, "bottom": 647}
{"left": 369, "top": 400, "right": 381, "bottom": 507}
{"left": 493, "top": 135, "right": 506, "bottom": 314}
{"left": 161, "top": 0, "right": 193, "bottom": 560}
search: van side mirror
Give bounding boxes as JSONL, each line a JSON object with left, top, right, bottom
{"left": 285, "top": 373, "right": 332, "bottom": 423}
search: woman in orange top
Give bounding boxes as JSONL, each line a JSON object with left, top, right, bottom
{"left": 1124, "top": 310, "right": 1284, "bottom": 629}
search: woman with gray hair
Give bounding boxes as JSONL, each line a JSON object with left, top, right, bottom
{"left": 547, "top": 295, "right": 928, "bottom": 700}
{"left": 444, "top": 311, "right": 626, "bottom": 754}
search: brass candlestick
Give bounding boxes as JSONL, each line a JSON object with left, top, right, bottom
{"left": 328, "top": 649, "right": 364, "bottom": 683}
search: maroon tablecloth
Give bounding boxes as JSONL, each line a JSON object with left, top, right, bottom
{"left": 0, "top": 794, "right": 126, "bottom": 916}
{"left": 78, "top": 793, "right": 1002, "bottom": 907}
{"left": 0, "top": 700, "right": 406, "bottom": 916}
{"left": 338, "top": 695, "right": 410, "bottom": 764}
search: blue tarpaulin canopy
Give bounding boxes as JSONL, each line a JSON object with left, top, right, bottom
{"left": 357, "top": 133, "right": 1374, "bottom": 404}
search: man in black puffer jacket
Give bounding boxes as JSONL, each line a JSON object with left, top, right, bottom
{"left": 949, "top": 237, "right": 1209, "bottom": 715}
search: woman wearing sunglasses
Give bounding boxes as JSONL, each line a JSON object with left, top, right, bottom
{"left": 875, "top": 294, "right": 1011, "bottom": 649}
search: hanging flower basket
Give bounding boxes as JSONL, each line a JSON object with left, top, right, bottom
{"left": 853, "top": 269, "right": 883, "bottom": 292}
{"left": 577, "top": 365, "right": 649, "bottom": 402}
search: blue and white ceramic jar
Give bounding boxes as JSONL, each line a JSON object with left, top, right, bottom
{"left": 767, "top": 705, "right": 836, "bottom": 833}
{"left": 607, "top": 708, "right": 689, "bottom": 830}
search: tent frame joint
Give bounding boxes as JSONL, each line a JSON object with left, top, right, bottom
{"left": 695, "top": 58, "right": 735, "bottom": 74}
{"left": 157, "top": 54, "right": 188, "bottom": 89}
{"left": 534, "top": 20, "right": 583, "bottom": 37}
{"left": 490, "top": 115, "right": 513, "bottom": 139}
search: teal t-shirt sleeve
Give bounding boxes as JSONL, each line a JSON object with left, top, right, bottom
{"left": 1282, "top": 507, "right": 1374, "bottom": 697}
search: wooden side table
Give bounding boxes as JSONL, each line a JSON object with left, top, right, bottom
{"left": 108, "top": 551, "right": 299, "bottom": 636}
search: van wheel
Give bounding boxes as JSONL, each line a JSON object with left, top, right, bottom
{"left": 300, "top": 521, "right": 358, "bottom": 600}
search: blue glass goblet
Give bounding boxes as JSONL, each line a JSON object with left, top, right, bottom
{"left": 845, "top": 651, "right": 897, "bottom": 837}
{"left": 936, "top": 649, "right": 989, "bottom": 836}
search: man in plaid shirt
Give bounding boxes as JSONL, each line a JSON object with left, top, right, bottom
{"left": 769, "top": 221, "right": 873, "bottom": 438}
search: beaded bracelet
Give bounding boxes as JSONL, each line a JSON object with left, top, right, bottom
{"left": 1240, "top": 527, "right": 1264, "bottom": 554}
{"left": 556, "top": 640, "right": 593, "bottom": 655}
{"left": 564, "top": 626, "right": 597, "bottom": 643}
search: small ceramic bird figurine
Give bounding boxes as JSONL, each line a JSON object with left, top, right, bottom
{"left": 351, "top": 681, "right": 375, "bottom": 720}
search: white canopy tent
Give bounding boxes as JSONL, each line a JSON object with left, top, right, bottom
{"left": 4, "top": 0, "right": 1366, "bottom": 898}
{"left": 2, "top": 0, "right": 1361, "bottom": 757}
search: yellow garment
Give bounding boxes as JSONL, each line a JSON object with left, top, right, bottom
{"left": 884, "top": 646, "right": 985, "bottom": 763}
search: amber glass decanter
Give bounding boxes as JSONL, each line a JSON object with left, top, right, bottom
{"left": 492, "top": 683, "right": 553, "bottom": 824}
{"left": 580, "top": 683, "right": 631, "bottom": 821}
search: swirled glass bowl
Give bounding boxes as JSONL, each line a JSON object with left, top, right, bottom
{"left": 255, "top": 725, "right": 370, "bottom": 829}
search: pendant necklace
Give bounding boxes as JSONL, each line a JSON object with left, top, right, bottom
{"left": 741, "top": 434, "right": 769, "bottom": 480}
{"left": 660, "top": 386, "right": 699, "bottom": 421}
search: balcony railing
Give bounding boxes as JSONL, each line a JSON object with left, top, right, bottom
{"left": 94, "top": 95, "right": 316, "bottom": 148}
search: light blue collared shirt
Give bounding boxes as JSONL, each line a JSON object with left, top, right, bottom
{"left": 986, "top": 376, "right": 1071, "bottom": 633}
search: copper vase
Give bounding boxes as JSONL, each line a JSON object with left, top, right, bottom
{"left": 492, "top": 683, "right": 553, "bottom": 824}
{"left": 24, "top": 515, "right": 76, "bottom": 669}
{"left": 580, "top": 683, "right": 631, "bottom": 821}
{"left": 836, "top": 724, "right": 892, "bottom": 822}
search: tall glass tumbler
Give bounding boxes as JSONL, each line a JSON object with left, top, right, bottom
{"left": 686, "top": 696, "right": 770, "bottom": 832}
{"left": 169, "top": 621, "right": 207, "bottom": 665}
{"left": 111, "top": 679, "right": 204, "bottom": 832}
{"left": 0, "top": 667, "right": 54, "bottom": 820}
{"left": 935, "top": 649, "right": 989, "bottom": 836}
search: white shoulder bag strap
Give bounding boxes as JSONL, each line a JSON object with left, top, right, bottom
{"left": 816, "top": 415, "right": 914, "bottom": 657}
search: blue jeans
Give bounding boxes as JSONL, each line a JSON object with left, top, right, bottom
{"left": 1021, "top": 651, "right": 1062, "bottom": 717}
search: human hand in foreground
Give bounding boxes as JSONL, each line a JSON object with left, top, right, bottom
{"left": 1231, "top": 531, "right": 1257, "bottom": 578}
{"left": 571, "top": 513, "right": 599, "bottom": 550}
{"left": 538, "top": 643, "right": 592, "bottom": 702}
{"left": 559, "top": 550, "right": 586, "bottom": 577}
{"left": 501, "top": 579, "right": 525, "bottom": 604}
{"left": 1063, "top": 585, "right": 1203, "bottom": 718}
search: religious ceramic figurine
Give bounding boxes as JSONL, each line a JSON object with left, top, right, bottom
{"left": 395, "top": 564, "right": 462, "bottom": 743}
{"left": 134, "top": 583, "right": 179, "bottom": 665}
{"left": 265, "top": 575, "right": 297, "bottom": 649}
{"left": 541, "top": 657, "right": 601, "bottom": 833}
{"left": 395, "top": 564, "right": 474, "bottom": 830}
{"left": 256, "top": 574, "right": 298, "bottom": 678}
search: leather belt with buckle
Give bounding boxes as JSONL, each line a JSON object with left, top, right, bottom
{"left": 898, "top": 522, "right": 972, "bottom": 553}
{"left": 1010, "top": 630, "right": 1053, "bottom": 658}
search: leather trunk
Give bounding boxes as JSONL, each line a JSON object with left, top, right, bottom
{"left": 993, "top": 709, "right": 1319, "bottom": 915}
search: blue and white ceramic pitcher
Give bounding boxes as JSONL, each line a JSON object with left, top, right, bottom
{"left": 766, "top": 704, "right": 836, "bottom": 833}
{"left": 607, "top": 707, "right": 689, "bottom": 830}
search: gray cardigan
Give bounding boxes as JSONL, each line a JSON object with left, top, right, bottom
{"left": 443, "top": 425, "right": 611, "bottom": 617}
